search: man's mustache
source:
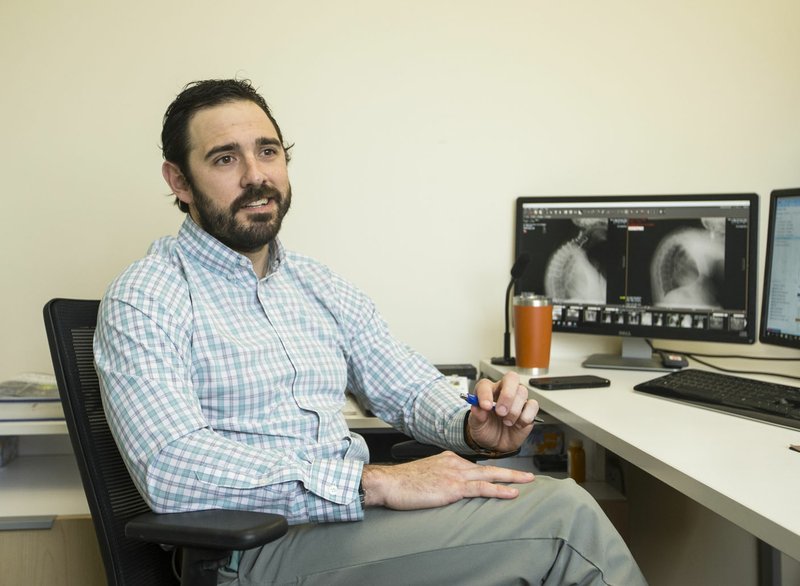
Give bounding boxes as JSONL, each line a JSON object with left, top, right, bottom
{"left": 232, "top": 184, "right": 283, "bottom": 212}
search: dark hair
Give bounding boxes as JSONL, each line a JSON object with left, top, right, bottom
{"left": 161, "top": 79, "right": 293, "bottom": 213}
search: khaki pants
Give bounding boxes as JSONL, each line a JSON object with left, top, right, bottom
{"left": 221, "top": 476, "right": 646, "bottom": 586}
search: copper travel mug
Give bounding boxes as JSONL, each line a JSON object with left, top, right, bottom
{"left": 513, "top": 293, "right": 553, "bottom": 375}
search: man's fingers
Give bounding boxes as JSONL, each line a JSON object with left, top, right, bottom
{"left": 464, "top": 479, "right": 521, "bottom": 499}
{"left": 472, "top": 377, "right": 499, "bottom": 411}
{"left": 472, "top": 372, "right": 523, "bottom": 415}
{"left": 438, "top": 453, "right": 535, "bottom": 485}
{"left": 516, "top": 399, "right": 541, "bottom": 427}
{"left": 494, "top": 373, "right": 521, "bottom": 416}
{"left": 500, "top": 395, "right": 540, "bottom": 428}
{"left": 463, "top": 464, "right": 535, "bottom": 484}
{"left": 498, "top": 386, "right": 529, "bottom": 425}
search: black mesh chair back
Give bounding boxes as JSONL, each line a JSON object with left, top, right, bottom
{"left": 43, "top": 298, "right": 177, "bottom": 585}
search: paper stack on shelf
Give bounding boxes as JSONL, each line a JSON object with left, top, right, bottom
{"left": 0, "top": 373, "right": 64, "bottom": 421}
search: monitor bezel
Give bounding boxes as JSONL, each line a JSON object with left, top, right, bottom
{"left": 759, "top": 188, "right": 800, "bottom": 350}
{"left": 515, "top": 193, "right": 759, "bottom": 346}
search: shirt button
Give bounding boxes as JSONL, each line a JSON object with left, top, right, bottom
{"left": 327, "top": 484, "right": 340, "bottom": 497}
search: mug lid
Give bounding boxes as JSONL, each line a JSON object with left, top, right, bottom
{"left": 513, "top": 292, "right": 551, "bottom": 306}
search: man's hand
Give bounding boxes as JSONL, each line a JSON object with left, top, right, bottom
{"left": 467, "top": 371, "right": 539, "bottom": 454}
{"left": 361, "top": 451, "right": 534, "bottom": 510}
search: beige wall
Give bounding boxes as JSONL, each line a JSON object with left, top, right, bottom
{"left": 2, "top": 0, "right": 800, "bottom": 380}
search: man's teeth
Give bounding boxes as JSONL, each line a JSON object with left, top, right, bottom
{"left": 245, "top": 199, "right": 270, "bottom": 207}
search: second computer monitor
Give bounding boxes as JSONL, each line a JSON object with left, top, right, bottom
{"left": 759, "top": 188, "right": 800, "bottom": 351}
{"left": 515, "top": 194, "right": 759, "bottom": 371}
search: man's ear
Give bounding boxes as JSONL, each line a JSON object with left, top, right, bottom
{"left": 162, "top": 161, "right": 193, "bottom": 207}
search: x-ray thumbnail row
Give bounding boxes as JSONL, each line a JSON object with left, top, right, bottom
{"left": 553, "top": 305, "right": 748, "bottom": 331}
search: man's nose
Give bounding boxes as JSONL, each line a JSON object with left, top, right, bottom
{"left": 241, "top": 155, "right": 268, "bottom": 187}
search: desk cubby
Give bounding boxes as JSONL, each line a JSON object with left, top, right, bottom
{"left": 0, "top": 423, "right": 103, "bottom": 586}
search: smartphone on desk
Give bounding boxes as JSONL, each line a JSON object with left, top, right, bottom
{"left": 529, "top": 375, "right": 610, "bottom": 390}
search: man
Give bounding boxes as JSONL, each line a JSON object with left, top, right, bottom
{"left": 94, "top": 79, "right": 646, "bottom": 585}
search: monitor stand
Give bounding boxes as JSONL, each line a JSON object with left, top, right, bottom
{"left": 582, "top": 337, "right": 671, "bottom": 372}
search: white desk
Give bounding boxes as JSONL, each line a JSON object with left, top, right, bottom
{"left": 479, "top": 358, "right": 800, "bottom": 564}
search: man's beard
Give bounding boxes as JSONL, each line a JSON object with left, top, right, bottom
{"left": 189, "top": 181, "right": 292, "bottom": 253}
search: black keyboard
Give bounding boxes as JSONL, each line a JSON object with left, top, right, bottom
{"left": 634, "top": 368, "right": 800, "bottom": 430}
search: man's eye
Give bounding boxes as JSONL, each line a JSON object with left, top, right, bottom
{"left": 215, "top": 155, "right": 234, "bottom": 165}
{"left": 261, "top": 147, "right": 277, "bottom": 157}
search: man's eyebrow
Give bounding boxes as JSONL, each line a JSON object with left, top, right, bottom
{"left": 256, "top": 137, "right": 282, "bottom": 149}
{"left": 204, "top": 142, "right": 239, "bottom": 161}
{"left": 203, "top": 137, "right": 281, "bottom": 161}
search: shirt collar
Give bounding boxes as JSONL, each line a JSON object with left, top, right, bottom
{"left": 177, "top": 216, "right": 285, "bottom": 280}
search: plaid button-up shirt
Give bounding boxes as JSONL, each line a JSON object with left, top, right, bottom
{"left": 94, "top": 217, "right": 471, "bottom": 525}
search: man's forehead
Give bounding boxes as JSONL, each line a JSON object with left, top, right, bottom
{"left": 187, "top": 100, "right": 278, "bottom": 153}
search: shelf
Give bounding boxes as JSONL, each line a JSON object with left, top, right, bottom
{"left": 0, "top": 454, "right": 89, "bottom": 521}
{"left": 0, "top": 420, "right": 67, "bottom": 436}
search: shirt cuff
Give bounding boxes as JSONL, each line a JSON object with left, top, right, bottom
{"left": 304, "top": 458, "right": 364, "bottom": 523}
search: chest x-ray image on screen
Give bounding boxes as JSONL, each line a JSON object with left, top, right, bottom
{"left": 648, "top": 218, "right": 726, "bottom": 309}
{"left": 543, "top": 217, "right": 608, "bottom": 304}
{"left": 543, "top": 216, "right": 727, "bottom": 310}
{"left": 515, "top": 194, "right": 758, "bottom": 371}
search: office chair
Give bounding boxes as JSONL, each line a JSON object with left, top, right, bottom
{"left": 43, "top": 298, "right": 288, "bottom": 586}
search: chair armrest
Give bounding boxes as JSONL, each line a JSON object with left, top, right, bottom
{"left": 125, "top": 509, "right": 288, "bottom": 551}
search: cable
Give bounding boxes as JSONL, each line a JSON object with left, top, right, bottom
{"left": 683, "top": 355, "right": 800, "bottom": 383}
{"left": 684, "top": 353, "right": 798, "bottom": 361}
{"left": 646, "top": 339, "right": 800, "bottom": 361}
{"left": 670, "top": 350, "right": 798, "bottom": 361}
{"left": 647, "top": 340, "right": 800, "bottom": 383}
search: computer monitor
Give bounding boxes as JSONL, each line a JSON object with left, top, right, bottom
{"left": 515, "top": 194, "right": 759, "bottom": 371}
{"left": 759, "top": 188, "right": 800, "bottom": 350}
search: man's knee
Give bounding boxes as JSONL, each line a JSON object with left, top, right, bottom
{"left": 514, "top": 477, "right": 612, "bottom": 538}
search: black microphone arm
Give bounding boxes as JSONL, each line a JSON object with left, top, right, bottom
{"left": 491, "top": 253, "right": 531, "bottom": 366}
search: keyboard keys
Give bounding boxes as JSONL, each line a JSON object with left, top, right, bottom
{"left": 634, "top": 369, "right": 800, "bottom": 430}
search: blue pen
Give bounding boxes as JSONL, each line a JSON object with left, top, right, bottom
{"left": 460, "top": 393, "right": 544, "bottom": 423}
